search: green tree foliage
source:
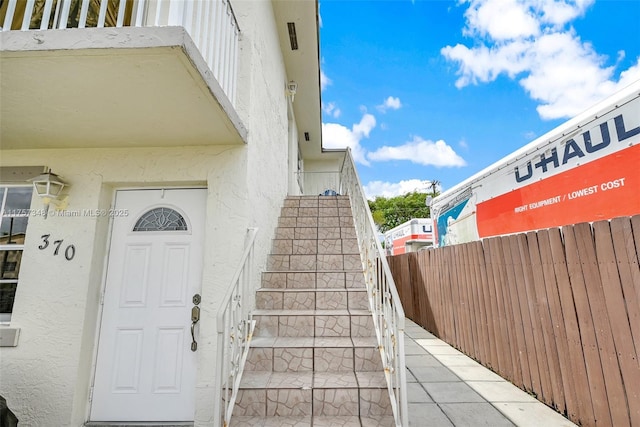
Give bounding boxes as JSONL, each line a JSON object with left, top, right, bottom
{"left": 368, "top": 191, "right": 432, "bottom": 233}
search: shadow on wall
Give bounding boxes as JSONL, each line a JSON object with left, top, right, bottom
{"left": 0, "top": 395, "right": 18, "bottom": 427}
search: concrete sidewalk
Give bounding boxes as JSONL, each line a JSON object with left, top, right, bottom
{"left": 403, "top": 318, "right": 577, "bottom": 427}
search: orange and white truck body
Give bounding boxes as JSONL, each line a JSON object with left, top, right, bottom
{"left": 384, "top": 218, "right": 434, "bottom": 256}
{"left": 431, "top": 80, "right": 640, "bottom": 247}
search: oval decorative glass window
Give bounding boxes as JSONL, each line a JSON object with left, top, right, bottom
{"left": 133, "top": 207, "right": 188, "bottom": 232}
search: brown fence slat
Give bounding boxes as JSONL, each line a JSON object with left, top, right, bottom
{"left": 549, "top": 226, "right": 596, "bottom": 426}
{"left": 456, "top": 245, "right": 475, "bottom": 358}
{"left": 485, "top": 238, "right": 510, "bottom": 387}
{"left": 409, "top": 252, "right": 422, "bottom": 328}
{"left": 434, "top": 247, "right": 446, "bottom": 339}
{"left": 435, "top": 247, "right": 446, "bottom": 336}
{"left": 462, "top": 242, "right": 480, "bottom": 361}
{"left": 632, "top": 215, "right": 640, "bottom": 265}
{"left": 564, "top": 224, "right": 614, "bottom": 426}
{"left": 404, "top": 254, "right": 417, "bottom": 321}
{"left": 471, "top": 242, "right": 491, "bottom": 370}
{"left": 493, "top": 238, "right": 532, "bottom": 390}
{"left": 611, "top": 217, "right": 640, "bottom": 360}
{"left": 537, "top": 229, "right": 579, "bottom": 422}
{"left": 574, "top": 222, "right": 629, "bottom": 427}
{"left": 479, "top": 239, "right": 500, "bottom": 371}
{"left": 510, "top": 234, "right": 542, "bottom": 395}
{"left": 472, "top": 242, "right": 485, "bottom": 362}
{"left": 526, "top": 231, "right": 564, "bottom": 413}
{"left": 593, "top": 220, "right": 640, "bottom": 425}
{"left": 440, "top": 246, "right": 453, "bottom": 342}
{"left": 502, "top": 235, "right": 534, "bottom": 392}
{"left": 424, "top": 249, "right": 438, "bottom": 334}
{"left": 517, "top": 233, "right": 554, "bottom": 407}
{"left": 419, "top": 250, "right": 438, "bottom": 334}
{"left": 450, "top": 245, "right": 465, "bottom": 351}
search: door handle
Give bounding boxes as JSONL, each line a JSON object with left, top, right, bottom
{"left": 190, "top": 294, "right": 201, "bottom": 352}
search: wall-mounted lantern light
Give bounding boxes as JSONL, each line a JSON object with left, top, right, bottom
{"left": 30, "top": 170, "right": 68, "bottom": 218}
{"left": 286, "top": 81, "right": 298, "bottom": 102}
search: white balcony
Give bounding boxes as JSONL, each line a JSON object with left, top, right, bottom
{"left": 0, "top": 0, "right": 246, "bottom": 149}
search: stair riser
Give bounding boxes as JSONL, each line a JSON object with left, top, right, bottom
{"left": 261, "top": 272, "right": 366, "bottom": 289}
{"left": 280, "top": 207, "right": 355, "bottom": 218}
{"left": 245, "top": 347, "right": 384, "bottom": 372}
{"left": 233, "top": 388, "right": 392, "bottom": 417}
{"left": 277, "top": 216, "right": 356, "bottom": 229}
{"left": 267, "top": 254, "right": 362, "bottom": 271}
{"left": 270, "top": 238, "right": 360, "bottom": 255}
{"left": 256, "top": 290, "right": 369, "bottom": 311}
{"left": 253, "top": 315, "right": 375, "bottom": 338}
{"left": 276, "top": 226, "right": 359, "bottom": 240}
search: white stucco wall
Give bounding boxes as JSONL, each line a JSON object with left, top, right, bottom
{"left": 1, "top": 2, "right": 295, "bottom": 426}
{"left": 301, "top": 159, "right": 344, "bottom": 195}
{"left": 193, "top": 2, "right": 291, "bottom": 423}
{"left": 0, "top": 146, "right": 253, "bottom": 424}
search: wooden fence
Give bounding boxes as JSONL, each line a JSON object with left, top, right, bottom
{"left": 388, "top": 216, "right": 640, "bottom": 427}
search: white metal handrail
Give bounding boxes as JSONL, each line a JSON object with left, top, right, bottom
{"left": 0, "top": 0, "right": 239, "bottom": 105}
{"left": 339, "top": 148, "right": 409, "bottom": 427}
{"left": 213, "top": 227, "right": 258, "bottom": 427}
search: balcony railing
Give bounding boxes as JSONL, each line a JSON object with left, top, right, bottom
{"left": 0, "top": 0, "right": 239, "bottom": 105}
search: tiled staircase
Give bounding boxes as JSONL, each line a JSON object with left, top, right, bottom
{"left": 231, "top": 195, "right": 393, "bottom": 427}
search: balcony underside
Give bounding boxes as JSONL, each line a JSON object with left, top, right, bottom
{"left": 0, "top": 27, "right": 247, "bottom": 150}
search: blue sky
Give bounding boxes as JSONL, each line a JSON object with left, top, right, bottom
{"left": 318, "top": 0, "right": 640, "bottom": 198}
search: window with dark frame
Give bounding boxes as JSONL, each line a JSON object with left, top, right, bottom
{"left": 0, "top": 186, "right": 33, "bottom": 322}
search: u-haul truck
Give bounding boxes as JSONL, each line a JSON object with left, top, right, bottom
{"left": 384, "top": 218, "right": 434, "bottom": 255}
{"left": 431, "top": 80, "right": 640, "bottom": 247}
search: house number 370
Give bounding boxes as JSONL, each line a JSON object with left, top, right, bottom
{"left": 39, "top": 234, "right": 76, "bottom": 261}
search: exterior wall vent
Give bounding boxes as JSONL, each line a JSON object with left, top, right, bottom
{"left": 287, "top": 23, "right": 298, "bottom": 50}
{"left": 304, "top": 132, "right": 310, "bottom": 141}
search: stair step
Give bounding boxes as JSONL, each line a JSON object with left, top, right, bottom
{"left": 230, "top": 415, "right": 396, "bottom": 427}
{"left": 256, "top": 288, "right": 368, "bottom": 311}
{"left": 253, "top": 310, "right": 375, "bottom": 338}
{"left": 270, "top": 238, "right": 361, "bottom": 256}
{"left": 231, "top": 195, "right": 395, "bottom": 425}
{"left": 245, "top": 337, "right": 383, "bottom": 373}
{"left": 266, "top": 254, "right": 362, "bottom": 272}
{"left": 235, "top": 372, "right": 391, "bottom": 417}
{"left": 252, "top": 309, "right": 370, "bottom": 316}
{"left": 261, "top": 271, "right": 367, "bottom": 290}
{"left": 277, "top": 216, "right": 356, "bottom": 230}
{"left": 250, "top": 336, "right": 377, "bottom": 348}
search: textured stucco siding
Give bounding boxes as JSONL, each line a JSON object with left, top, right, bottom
{"left": 0, "top": 2, "right": 292, "bottom": 426}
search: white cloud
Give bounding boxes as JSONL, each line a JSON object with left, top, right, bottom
{"left": 368, "top": 136, "right": 467, "bottom": 167}
{"left": 442, "top": 0, "right": 640, "bottom": 119}
{"left": 322, "top": 113, "right": 376, "bottom": 165}
{"left": 322, "top": 102, "right": 341, "bottom": 118}
{"left": 463, "top": 0, "right": 540, "bottom": 40}
{"left": 364, "top": 179, "right": 442, "bottom": 200}
{"left": 320, "top": 70, "right": 332, "bottom": 91}
{"left": 376, "top": 96, "right": 402, "bottom": 113}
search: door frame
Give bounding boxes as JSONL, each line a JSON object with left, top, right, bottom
{"left": 85, "top": 186, "right": 207, "bottom": 422}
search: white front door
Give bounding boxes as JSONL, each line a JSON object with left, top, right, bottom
{"left": 91, "top": 189, "right": 206, "bottom": 421}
